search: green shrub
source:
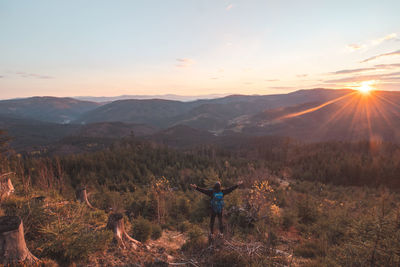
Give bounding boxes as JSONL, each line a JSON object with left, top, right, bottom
{"left": 267, "top": 230, "right": 278, "bottom": 248}
{"left": 86, "top": 209, "right": 109, "bottom": 228}
{"left": 181, "top": 225, "right": 207, "bottom": 252}
{"left": 274, "top": 188, "right": 287, "bottom": 207}
{"left": 91, "top": 189, "right": 126, "bottom": 213}
{"left": 178, "top": 220, "right": 192, "bottom": 232}
{"left": 189, "top": 198, "right": 209, "bottom": 223}
{"left": 1, "top": 196, "right": 56, "bottom": 240}
{"left": 187, "top": 225, "right": 204, "bottom": 241}
{"left": 176, "top": 196, "right": 190, "bottom": 216}
{"left": 323, "top": 220, "right": 347, "bottom": 246}
{"left": 228, "top": 207, "right": 255, "bottom": 234}
{"left": 212, "top": 250, "right": 247, "bottom": 267}
{"left": 40, "top": 258, "right": 59, "bottom": 267}
{"left": 282, "top": 209, "right": 295, "bottom": 230}
{"left": 294, "top": 241, "right": 325, "bottom": 258}
{"left": 41, "top": 226, "right": 113, "bottom": 264}
{"left": 132, "top": 217, "right": 152, "bottom": 242}
{"left": 297, "top": 197, "right": 318, "bottom": 225}
{"left": 38, "top": 204, "right": 113, "bottom": 264}
{"left": 151, "top": 224, "right": 162, "bottom": 240}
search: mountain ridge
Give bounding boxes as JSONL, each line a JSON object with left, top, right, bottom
{"left": 0, "top": 96, "right": 101, "bottom": 123}
{"left": 2, "top": 88, "right": 400, "bottom": 150}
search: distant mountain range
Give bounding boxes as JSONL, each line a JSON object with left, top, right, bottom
{"left": 75, "top": 89, "right": 353, "bottom": 129}
{"left": 0, "top": 97, "right": 101, "bottom": 123}
{"left": 1, "top": 88, "right": 400, "bottom": 152}
{"left": 75, "top": 94, "right": 229, "bottom": 102}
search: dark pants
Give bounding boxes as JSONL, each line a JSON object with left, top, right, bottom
{"left": 210, "top": 210, "right": 223, "bottom": 234}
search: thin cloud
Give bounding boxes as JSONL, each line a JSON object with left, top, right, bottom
{"left": 330, "top": 64, "right": 400, "bottom": 76}
{"left": 325, "top": 75, "right": 379, "bottom": 83}
{"left": 226, "top": 4, "right": 234, "bottom": 10}
{"left": 331, "top": 68, "right": 376, "bottom": 75}
{"left": 374, "top": 63, "right": 400, "bottom": 69}
{"left": 296, "top": 74, "right": 308, "bottom": 78}
{"left": 14, "top": 71, "right": 53, "bottom": 79}
{"left": 347, "top": 33, "right": 398, "bottom": 52}
{"left": 371, "top": 33, "right": 398, "bottom": 46}
{"left": 361, "top": 49, "right": 400, "bottom": 63}
{"left": 265, "top": 79, "right": 279, "bottom": 82}
{"left": 176, "top": 58, "right": 195, "bottom": 68}
{"left": 325, "top": 71, "right": 400, "bottom": 83}
{"left": 347, "top": 44, "right": 365, "bottom": 52}
{"left": 31, "top": 74, "right": 53, "bottom": 79}
{"left": 382, "top": 76, "right": 400, "bottom": 81}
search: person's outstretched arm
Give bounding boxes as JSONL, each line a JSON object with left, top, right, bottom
{"left": 222, "top": 181, "right": 243, "bottom": 195}
{"left": 190, "top": 184, "right": 213, "bottom": 197}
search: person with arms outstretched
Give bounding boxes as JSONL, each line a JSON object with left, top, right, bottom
{"left": 190, "top": 180, "right": 243, "bottom": 239}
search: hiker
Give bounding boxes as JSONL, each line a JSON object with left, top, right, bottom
{"left": 190, "top": 180, "right": 243, "bottom": 238}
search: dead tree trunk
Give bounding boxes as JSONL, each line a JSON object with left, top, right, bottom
{"left": 106, "top": 213, "right": 141, "bottom": 249}
{"left": 0, "top": 216, "right": 38, "bottom": 265}
{"left": 0, "top": 172, "right": 15, "bottom": 199}
{"left": 76, "top": 187, "right": 94, "bottom": 209}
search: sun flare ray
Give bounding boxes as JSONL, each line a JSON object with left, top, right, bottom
{"left": 313, "top": 93, "right": 360, "bottom": 137}
{"left": 277, "top": 92, "right": 357, "bottom": 121}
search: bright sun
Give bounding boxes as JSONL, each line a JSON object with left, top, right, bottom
{"left": 358, "top": 80, "right": 375, "bottom": 94}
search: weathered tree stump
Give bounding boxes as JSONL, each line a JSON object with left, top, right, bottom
{"left": 0, "top": 216, "right": 38, "bottom": 265}
{"left": 76, "top": 187, "right": 94, "bottom": 209}
{"left": 106, "top": 213, "right": 141, "bottom": 249}
{"left": 0, "top": 172, "right": 15, "bottom": 199}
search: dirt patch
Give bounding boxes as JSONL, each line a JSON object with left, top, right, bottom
{"left": 149, "top": 230, "right": 187, "bottom": 252}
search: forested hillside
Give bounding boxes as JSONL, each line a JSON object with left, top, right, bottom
{"left": 1, "top": 130, "right": 400, "bottom": 266}
{"left": 0, "top": 97, "right": 101, "bottom": 123}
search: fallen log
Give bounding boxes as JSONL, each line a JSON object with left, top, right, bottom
{"left": 76, "top": 187, "right": 94, "bottom": 209}
{"left": 107, "top": 213, "right": 141, "bottom": 249}
{"left": 0, "top": 216, "right": 38, "bottom": 265}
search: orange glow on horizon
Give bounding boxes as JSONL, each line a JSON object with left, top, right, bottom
{"left": 273, "top": 89, "right": 398, "bottom": 142}
{"left": 357, "top": 80, "right": 375, "bottom": 95}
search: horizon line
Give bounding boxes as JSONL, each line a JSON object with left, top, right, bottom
{"left": 0, "top": 87, "right": 355, "bottom": 102}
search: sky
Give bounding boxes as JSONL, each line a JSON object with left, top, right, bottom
{"left": 1, "top": 0, "right": 400, "bottom": 99}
